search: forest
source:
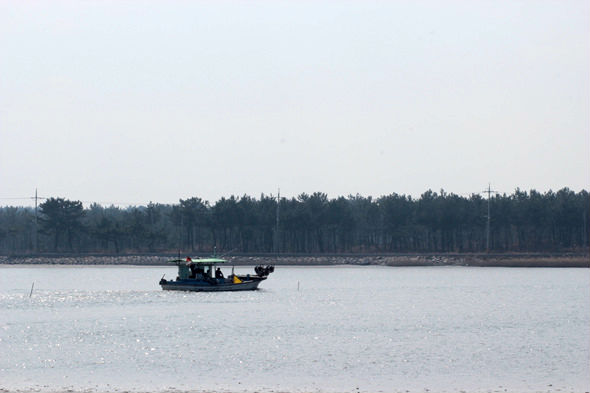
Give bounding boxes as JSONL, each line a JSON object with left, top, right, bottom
{"left": 0, "top": 188, "right": 588, "bottom": 255}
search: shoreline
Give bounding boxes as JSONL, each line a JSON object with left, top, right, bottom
{"left": 0, "top": 253, "right": 588, "bottom": 268}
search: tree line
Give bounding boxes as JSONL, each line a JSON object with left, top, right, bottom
{"left": 0, "top": 188, "right": 588, "bottom": 254}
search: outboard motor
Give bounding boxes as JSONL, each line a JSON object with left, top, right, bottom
{"left": 255, "top": 265, "right": 275, "bottom": 277}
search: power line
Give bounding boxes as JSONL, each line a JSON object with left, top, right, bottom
{"left": 0, "top": 196, "right": 149, "bottom": 207}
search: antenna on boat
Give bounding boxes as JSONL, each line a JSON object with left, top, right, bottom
{"left": 177, "top": 211, "right": 183, "bottom": 260}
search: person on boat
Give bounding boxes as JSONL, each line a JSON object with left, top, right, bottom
{"left": 188, "top": 262, "right": 197, "bottom": 278}
{"left": 195, "top": 266, "right": 204, "bottom": 279}
{"left": 215, "top": 267, "right": 224, "bottom": 279}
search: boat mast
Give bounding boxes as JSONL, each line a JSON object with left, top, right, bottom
{"left": 178, "top": 213, "right": 183, "bottom": 259}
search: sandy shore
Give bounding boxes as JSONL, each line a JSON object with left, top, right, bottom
{"left": 0, "top": 253, "right": 588, "bottom": 267}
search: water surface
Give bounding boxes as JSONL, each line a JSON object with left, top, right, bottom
{"left": 1, "top": 265, "right": 588, "bottom": 393}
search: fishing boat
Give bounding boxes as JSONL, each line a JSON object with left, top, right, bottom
{"left": 159, "top": 256, "right": 274, "bottom": 292}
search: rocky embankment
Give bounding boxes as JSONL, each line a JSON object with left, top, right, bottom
{"left": 0, "top": 253, "right": 588, "bottom": 267}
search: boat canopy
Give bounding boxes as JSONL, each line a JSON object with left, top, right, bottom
{"left": 168, "top": 257, "right": 228, "bottom": 265}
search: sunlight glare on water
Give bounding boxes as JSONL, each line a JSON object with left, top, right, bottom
{"left": 0, "top": 265, "right": 588, "bottom": 393}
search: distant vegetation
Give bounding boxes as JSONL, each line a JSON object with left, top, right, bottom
{"left": 0, "top": 188, "right": 588, "bottom": 254}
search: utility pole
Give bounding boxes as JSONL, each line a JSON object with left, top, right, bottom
{"left": 483, "top": 183, "right": 496, "bottom": 253}
{"left": 34, "top": 188, "right": 38, "bottom": 253}
{"left": 275, "top": 188, "right": 280, "bottom": 255}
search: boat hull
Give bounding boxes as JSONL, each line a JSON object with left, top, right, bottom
{"left": 160, "top": 277, "right": 265, "bottom": 292}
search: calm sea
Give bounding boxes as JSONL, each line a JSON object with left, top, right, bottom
{"left": 0, "top": 265, "right": 588, "bottom": 393}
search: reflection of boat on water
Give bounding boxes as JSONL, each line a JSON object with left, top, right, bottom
{"left": 159, "top": 257, "right": 274, "bottom": 292}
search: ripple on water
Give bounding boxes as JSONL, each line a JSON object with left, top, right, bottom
{"left": 0, "top": 266, "right": 589, "bottom": 393}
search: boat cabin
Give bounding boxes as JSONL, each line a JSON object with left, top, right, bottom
{"left": 173, "top": 257, "right": 228, "bottom": 280}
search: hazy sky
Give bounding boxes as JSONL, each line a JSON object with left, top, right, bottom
{"left": 1, "top": 1, "right": 588, "bottom": 206}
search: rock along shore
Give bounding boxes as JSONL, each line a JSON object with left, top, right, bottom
{"left": 0, "top": 253, "right": 588, "bottom": 267}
